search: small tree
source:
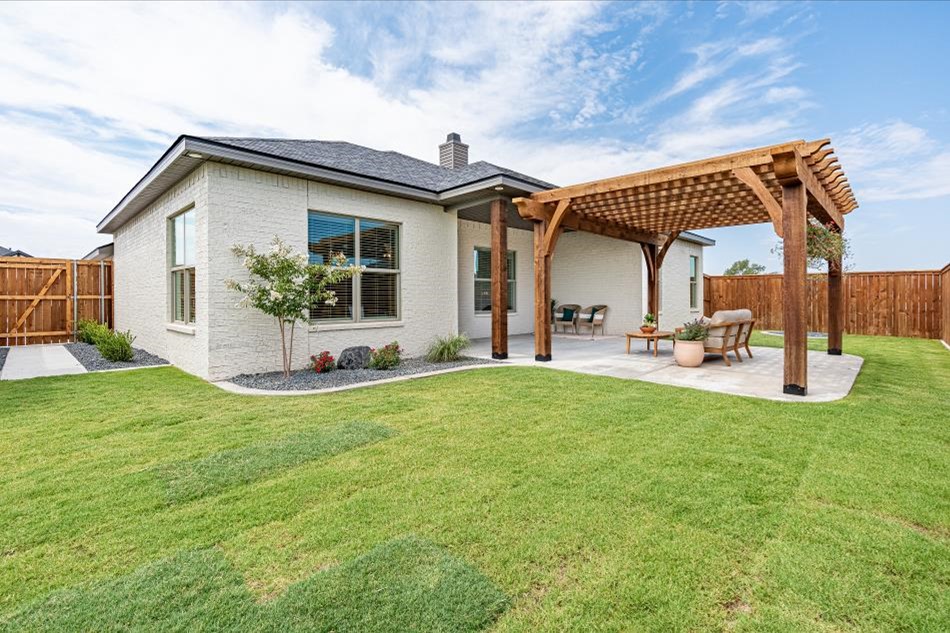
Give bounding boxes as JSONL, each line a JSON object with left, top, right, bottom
{"left": 723, "top": 259, "right": 766, "bottom": 276}
{"left": 226, "top": 237, "right": 362, "bottom": 378}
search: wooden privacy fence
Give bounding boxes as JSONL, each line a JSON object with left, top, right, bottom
{"left": 704, "top": 266, "right": 947, "bottom": 340}
{"left": 0, "top": 257, "right": 113, "bottom": 346}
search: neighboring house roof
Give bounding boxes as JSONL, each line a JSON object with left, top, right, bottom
{"left": 0, "top": 246, "right": 32, "bottom": 257}
{"left": 204, "top": 138, "right": 556, "bottom": 193}
{"left": 82, "top": 242, "right": 114, "bottom": 261}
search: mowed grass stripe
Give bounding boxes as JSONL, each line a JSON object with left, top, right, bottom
{"left": 156, "top": 421, "right": 396, "bottom": 503}
{"left": 0, "top": 535, "right": 509, "bottom": 632}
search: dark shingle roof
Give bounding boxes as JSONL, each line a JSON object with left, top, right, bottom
{"left": 202, "top": 137, "right": 555, "bottom": 192}
{"left": 0, "top": 246, "right": 31, "bottom": 257}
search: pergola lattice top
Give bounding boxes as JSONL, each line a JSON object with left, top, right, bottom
{"left": 514, "top": 139, "right": 856, "bottom": 240}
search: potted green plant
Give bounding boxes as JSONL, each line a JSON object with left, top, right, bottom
{"left": 673, "top": 319, "right": 709, "bottom": 367}
{"left": 640, "top": 312, "right": 657, "bottom": 334}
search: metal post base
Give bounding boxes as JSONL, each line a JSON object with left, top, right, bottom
{"left": 827, "top": 348, "right": 842, "bottom": 356}
{"left": 492, "top": 352, "right": 508, "bottom": 360}
{"left": 535, "top": 354, "right": 552, "bottom": 362}
{"left": 783, "top": 384, "right": 807, "bottom": 396}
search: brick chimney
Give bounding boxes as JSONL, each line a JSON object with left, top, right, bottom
{"left": 439, "top": 132, "right": 469, "bottom": 169}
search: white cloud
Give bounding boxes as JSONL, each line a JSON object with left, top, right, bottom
{"left": 835, "top": 121, "right": 950, "bottom": 201}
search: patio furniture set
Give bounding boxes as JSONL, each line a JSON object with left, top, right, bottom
{"left": 553, "top": 304, "right": 609, "bottom": 337}
{"left": 626, "top": 308, "right": 757, "bottom": 367}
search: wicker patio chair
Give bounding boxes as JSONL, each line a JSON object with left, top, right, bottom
{"left": 576, "top": 305, "right": 608, "bottom": 338}
{"left": 553, "top": 303, "right": 581, "bottom": 334}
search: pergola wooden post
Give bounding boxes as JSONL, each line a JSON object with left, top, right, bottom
{"left": 780, "top": 178, "right": 808, "bottom": 395}
{"left": 490, "top": 198, "right": 508, "bottom": 360}
{"left": 827, "top": 250, "right": 844, "bottom": 355}
{"left": 533, "top": 218, "right": 552, "bottom": 361}
{"left": 513, "top": 139, "right": 856, "bottom": 396}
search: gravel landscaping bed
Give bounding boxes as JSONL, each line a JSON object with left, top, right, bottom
{"left": 230, "top": 356, "right": 496, "bottom": 392}
{"left": 0, "top": 347, "right": 8, "bottom": 373}
{"left": 65, "top": 342, "right": 169, "bottom": 372}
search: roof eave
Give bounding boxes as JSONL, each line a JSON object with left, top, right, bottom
{"left": 678, "top": 231, "right": 716, "bottom": 246}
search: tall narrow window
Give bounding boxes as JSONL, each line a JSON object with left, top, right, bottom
{"left": 308, "top": 211, "right": 400, "bottom": 322}
{"left": 689, "top": 255, "right": 699, "bottom": 309}
{"left": 170, "top": 208, "right": 196, "bottom": 324}
{"left": 473, "top": 247, "right": 515, "bottom": 312}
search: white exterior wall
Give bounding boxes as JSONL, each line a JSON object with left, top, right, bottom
{"left": 113, "top": 165, "right": 210, "bottom": 377}
{"left": 456, "top": 219, "right": 535, "bottom": 339}
{"left": 205, "top": 164, "right": 457, "bottom": 380}
{"left": 657, "top": 240, "right": 705, "bottom": 330}
{"left": 550, "top": 232, "right": 644, "bottom": 336}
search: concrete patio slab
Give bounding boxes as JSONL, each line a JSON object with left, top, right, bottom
{"left": 469, "top": 334, "right": 863, "bottom": 403}
{"left": 0, "top": 344, "right": 87, "bottom": 381}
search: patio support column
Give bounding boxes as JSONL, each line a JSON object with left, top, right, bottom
{"left": 490, "top": 198, "right": 508, "bottom": 359}
{"left": 781, "top": 180, "right": 808, "bottom": 396}
{"left": 533, "top": 219, "right": 552, "bottom": 361}
{"left": 827, "top": 250, "right": 843, "bottom": 355}
{"left": 642, "top": 243, "right": 658, "bottom": 325}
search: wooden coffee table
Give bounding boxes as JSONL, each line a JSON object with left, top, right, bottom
{"left": 625, "top": 330, "right": 675, "bottom": 357}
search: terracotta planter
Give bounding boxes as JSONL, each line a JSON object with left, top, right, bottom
{"left": 674, "top": 339, "right": 705, "bottom": 367}
{"left": 640, "top": 325, "right": 656, "bottom": 334}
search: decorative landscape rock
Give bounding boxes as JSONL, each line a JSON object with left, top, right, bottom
{"left": 337, "top": 346, "right": 372, "bottom": 370}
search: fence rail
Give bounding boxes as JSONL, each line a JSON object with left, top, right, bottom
{"left": 705, "top": 266, "right": 947, "bottom": 340}
{"left": 0, "top": 257, "right": 113, "bottom": 346}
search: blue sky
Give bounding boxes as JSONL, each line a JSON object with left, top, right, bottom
{"left": 0, "top": 1, "right": 947, "bottom": 272}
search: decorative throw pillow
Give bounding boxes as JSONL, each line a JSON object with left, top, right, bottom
{"left": 588, "top": 307, "right": 600, "bottom": 322}
{"left": 561, "top": 308, "right": 575, "bottom": 322}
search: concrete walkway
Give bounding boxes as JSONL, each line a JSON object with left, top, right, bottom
{"left": 0, "top": 345, "right": 87, "bottom": 381}
{"left": 469, "top": 334, "right": 863, "bottom": 403}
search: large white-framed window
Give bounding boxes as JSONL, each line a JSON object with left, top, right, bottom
{"left": 169, "top": 207, "right": 196, "bottom": 324}
{"left": 473, "top": 247, "right": 515, "bottom": 313}
{"left": 689, "top": 255, "right": 699, "bottom": 310}
{"left": 308, "top": 211, "right": 400, "bottom": 322}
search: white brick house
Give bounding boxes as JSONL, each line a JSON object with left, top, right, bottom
{"left": 99, "top": 134, "right": 713, "bottom": 380}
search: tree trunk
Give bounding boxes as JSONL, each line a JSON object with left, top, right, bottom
{"left": 278, "top": 318, "right": 288, "bottom": 379}
{"left": 287, "top": 319, "right": 296, "bottom": 378}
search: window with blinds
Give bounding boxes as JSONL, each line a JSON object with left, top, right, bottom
{"left": 308, "top": 211, "right": 400, "bottom": 322}
{"left": 169, "top": 208, "right": 196, "bottom": 324}
{"left": 473, "top": 247, "right": 515, "bottom": 313}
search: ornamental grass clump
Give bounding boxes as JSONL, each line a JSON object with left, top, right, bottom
{"left": 369, "top": 341, "right": 402, "bottom": 370}
{"left": 425, "top": 334, "right": 470, "bottom": 363}
{"left": 97, "top": 330, "right": 135, "bottom": 362}
{"left": 227, "top": 237, "right": 362, "bottom": 379}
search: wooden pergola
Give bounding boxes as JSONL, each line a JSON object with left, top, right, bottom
{"left": 494, "top": 139, "right": 858, "bottom": 396}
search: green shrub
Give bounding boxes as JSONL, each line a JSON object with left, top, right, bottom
{"left": 77, "top": 319, "right": 110, "bottom": 345}
{"left": 369, "top": 341, "right": 402, "bottom": 370}
{"left": 425, "top": 334, "right": 470, "bottom": 363}
{"left": 675, "top": 319, "right": 709, "bottom": 342}
{"left": 97, "top": 330, "right": 136, "bottom": 362}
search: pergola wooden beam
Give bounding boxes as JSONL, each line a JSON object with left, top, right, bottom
{"left": 514, "top": 197, "right": 665, "bottom": 246}
{"left": 732, "top": 167, "right": 784, "bottom": 237}
{"left": 772, "top": 149, "right": 844, "bottom": 231}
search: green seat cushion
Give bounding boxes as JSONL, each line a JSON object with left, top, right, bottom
{"left": 560, "top": 308, "right": 575, "bottom": 322}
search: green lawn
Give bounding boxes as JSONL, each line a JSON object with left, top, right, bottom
{"left": 1, "top": 333, "right": 948, "bottom": 631}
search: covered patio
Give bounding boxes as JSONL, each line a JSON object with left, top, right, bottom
{"left": 484, "top": 139, "right": 858, "bottom": 397}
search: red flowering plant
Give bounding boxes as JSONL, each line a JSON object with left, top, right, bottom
{"left": 310, "top": 350, "right": 336, "bottom": 373}
{"left": 369, "top": 341, "right": 402, "bottom": 370}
